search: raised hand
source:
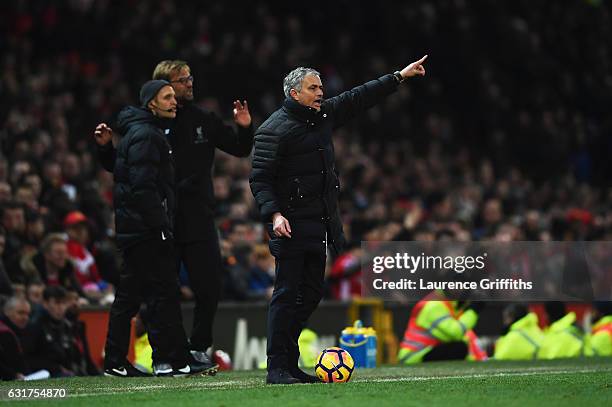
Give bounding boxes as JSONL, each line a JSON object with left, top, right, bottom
{"left": 94, "top": 123, "right": 113, "bottom": 146}
{"left": 400, "top": 55, "right": 428, "bottom": 78}
{"left": 233, "top": 100, "right": 252, "bottom": 128}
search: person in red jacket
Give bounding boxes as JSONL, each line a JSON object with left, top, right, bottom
{"left": 328, "top": 247, "right": 362, "bottom": 300}
{"left": 64, "top": 211, "right": 110, "bottom": 303}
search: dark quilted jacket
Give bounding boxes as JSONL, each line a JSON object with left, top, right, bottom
{"left": 250, "top": 74, "right": 398, "bottom": 254}
{"left": 112, "top": 106, "right": 175, "bottom": 249}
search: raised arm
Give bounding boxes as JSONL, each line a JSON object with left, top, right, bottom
{"left": 326, "top": 55, "right": 428, "bottom": 128}
{"left": 212, "top": 100, "right": 254, "bottom": 157}
{"left": 94, "top": 123, "right": 117, "bottom": 172}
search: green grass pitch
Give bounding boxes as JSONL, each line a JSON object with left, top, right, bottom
{"left": 1, "top": 358, "right": 611, "bottom": 406}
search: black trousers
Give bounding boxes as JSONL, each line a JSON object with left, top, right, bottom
{"left": 266, "top": 221, "right": 327, "bottom": 371}
{"left": 176, "top": 220, "right": 223, "bottom": 351}
{"left": 104, "top": 238, "right": 189, "bottom": 367}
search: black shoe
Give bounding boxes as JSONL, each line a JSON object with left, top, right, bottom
{"left": 104, "top": 362, "right": 152, "bottom": 378}
{"left": 190, "top": 350, "right": 219, "bottom": 376}
{"left": 266, "top": 368, "right": 300, "bottom": 385}
{"left": 154, "top": 358, "right": 217, "bottom": 378}
{"left": 290, "top": 368, "right": 321, "bottom": 383}
{"left": 153, "top": 362, "right": 190, "bottom": 377}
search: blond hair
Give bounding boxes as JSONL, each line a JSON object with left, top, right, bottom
{"left": 40, "top": 233, "right": 66, "bottom": 254}
{"left": 152, "top": 60, "right": 191, "bottom": 81}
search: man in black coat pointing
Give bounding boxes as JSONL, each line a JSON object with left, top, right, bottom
{"left": 250, "top": 55, "right": 428, "bottom": 384}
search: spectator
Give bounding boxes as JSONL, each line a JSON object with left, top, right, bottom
{"left": 0, "top": 201, "right": 26, "bottom": 282}
{"left": 26, "top": 280, "right": 45, "bottom": 324}
{"left": 26, "top": 281, "right": 44, "bottom": 306}
{"left": 64, "top": 211, "right": 110, "bottom": 302}
{"left": 39, "top": 161, "right": 74, "bottom": 231}
{"left": 221, "top": 239, "right": 254, "bottom": 301}
{"left": 25, "top": 286, "right": 83, "bottom": 377}
{"left": 473, "top": 198, "right": 504, "bottom": 240}
{"left": 21, "top": 210, "right": 46, "bottom": 257}
{"left": 248, "top": 244, "right": 275, "bottom": 300}
{"left": 22, "top": 174, "right": 43, "bottom": 205}
{"left": 0, "top": 296, "right": 31, "bottom": 380}
{"left": 14, "top": 184, "right": 38, "bottom": 212}
{"left": 327, "top": 246, "right": 362, "bottom": 300}
{"left": 0, "top": 227, "right": 13, "bottom": 298}
{"left": 20, "top": 233, "right": 85, "bottom": 299}
{"left": 64, "top": 290, "right": 101, "bottom": 376}
{"left": 0, "top": 182, "right": 12, "bottom": 204}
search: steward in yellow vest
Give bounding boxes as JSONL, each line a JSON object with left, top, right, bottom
{"left": 398, "top": 290, "right": 486, "bottom": 364}
{"left": 591, "top": 316, "right": 612, "bottom": 356}
{"left": 494, "top": 307, "right": 544, "bottom": 360}
{"left": 590, "top": 302, "right": 612, "bottom": 357}
{"left": 133, "top": 312, "right": 153, "bottom": 373}
{"left": 538, "top": 312, "right": 592, "bottom": 359}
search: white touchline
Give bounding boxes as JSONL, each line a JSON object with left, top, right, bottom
{"left": 56, "top": 368, "right": 611, "bottom": 399}
{"left": 356, "top": 368, "right": 611, "bottom": 383}
{"left": 65, "top": 381, "right": 257, "bottom": 398}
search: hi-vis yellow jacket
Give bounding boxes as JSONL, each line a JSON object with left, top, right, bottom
{"left": 134, "top": 333, "right": 153, "bottom": 373}
{"left": 494, "top": 312, "right": 544, "bottom": 360}
{"left": 398, "top": 291, "right": 485, "bottom": 364}
{"left": 590, "top": 315, "right": 612, "bottom": 357}
{"left": 538, "top": 312, "right": 593, "bottom": 359}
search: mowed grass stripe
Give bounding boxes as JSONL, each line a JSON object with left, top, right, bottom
{"left": 9, "top": 366, "right": 609, "bottom": 399}
{"left": 2, "top": 359, "right": 610, "bottom": 407}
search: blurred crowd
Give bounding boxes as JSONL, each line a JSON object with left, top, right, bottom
{"left": 1, "top": 285, "right": 100, "bottom": 379}
{"left": 1, "top": 0, "right": 610, "bottom": 318}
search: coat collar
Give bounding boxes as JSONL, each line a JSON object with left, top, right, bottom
{"left": 282, "top": 98, "right": 324, "bottom": 124}
{"left": 0, "top": 315, "right": 19, "bottom": 333}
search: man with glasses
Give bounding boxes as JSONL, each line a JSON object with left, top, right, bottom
{"left": 95, "top": 61, "right": 254, "bottom": 372}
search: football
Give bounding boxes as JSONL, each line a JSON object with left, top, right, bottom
{"left": 314, "top": 347, "right": 355, "bottom": 383}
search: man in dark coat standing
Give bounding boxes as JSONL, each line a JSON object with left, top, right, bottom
{"left": 103, "top": 80, "right": 209, "bottom": 377}
{"left": 95, "top": 61, "right": 253, "bottom": 369}
{"left": 250, "top": 55, "right": 428, "bottom": 384}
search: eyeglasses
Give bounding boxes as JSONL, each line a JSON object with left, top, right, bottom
{"left": 171, "top": 75, "right": 194, "bottom": 85}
